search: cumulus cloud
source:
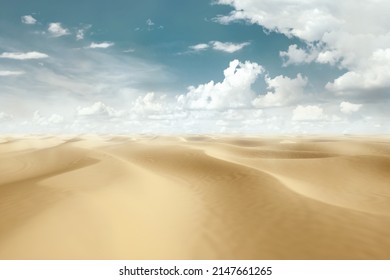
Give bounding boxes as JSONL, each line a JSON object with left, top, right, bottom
{"left": 48, "top": 22, "right": 70, "bottom": 37}
{"left": 316, "top": 50, "right": 340, "bottom": 65}
{"left": 77, "top": 102, "right": 124, "bottom": 118}
{"left": 177, "top": 59, "right": 264, "bottom": 110}
{"left": 214, "top": 0, "right": 390, "bottom": 95}
{"left": 188, "top": 41, "right": 250, "bottom": 53}
{"left": 292, "top": 105, "right": 325, "bottom": 121}
{"left": 131, "top": 92, "right": 166, "bottom": 115}
{"left": 0, "top": 70, "right": 24, "bottom": 76}
{"left": 326, "top": 49, "right": 390, "bottom": 92}
{"left": 0, "top": 51, "right": 48, "bottom": 60}
{"left": 280, "top": 44, "right": 317, "bottom": 66}
{"left": 252, "top": 74, "right": 308, "bottom": 108}
{"left": 21, "top": 15, "right": 37, "bottom": 25}
{"left": 88, "top": 42, "right": 115, "bottom": 49}
{"left": 214, "top": 0, "right": 343, "bottom": 41}
{"left": 340, "top": 101, "right": 363, "bottom": 114}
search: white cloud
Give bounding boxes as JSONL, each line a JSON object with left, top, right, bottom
{"left": 77, "top": 102, "right": 124, "bottom": 118}
{"left": 33, "top": 111, "right": 43, "bottom": 123}
{"left": 326, "top": 48, "right": 390, "bottom": 92}
{"left": 189, "top": 43, "right": 209, "bottom": 51}
{"left": 210, "top": 41, "right": 250, "bottom": 53}
{"left": 222, "top": 109, "right": 245, "bottom": 120}
{"left": 316, "top": 50, "right": 340, "bottom": 65}
{"left": 0, "top": 51, "right": 49, "bottom": 60}
{"left": 216, "top": 119, "right": 229, "bottom": 126}
{"left": 252, "top": 74, "right": 308, "bottom": 108}
{"left": 48, "top": 22, "right": 70, "bottom": 37}
{"left": 146, "top": 19, "right": 154, "bottom": 26}
{"left": 76, "top": 24, "right": 92, "bottom": 40}
{"left": 214, "top": 0, "right": 343, "bottom": 41}
{"left": 212, "top": 10, "right": 247, "bottom": 25}
{"left": 76, "top": 30, "right": 84, "bottom": 40}
{"left": 188, "top": 41, "right": 249, "bottom": 53}
{"left": 0, "top": 70, "right": 24, "bottom": 76}
{"left": 280, "top": 44, "right": 317, "bottom": 66}
{"left": 214, "top": 0, "right": 390, "bottom": 95}
{"left": 146, "top": 19, "right": 156, "bottom": 31}
{"left": 33, "top": 111, "right": 64, "bottom": 126}
{"left": 21, "top": 15, "right": 37, "bottom": 25}
{"left": 340, "top": 101, "right": 363, "bottom": 114}
{"left": 48, "top": 114, "right": 64, "bottom": 124}
{"left": 292, "top": 105, "right": 325, "bottom": 121}
{"left": 132, "top": 92, "right": 166, "bottom": 115}
{"left": 177, "top": 59, "right": 264, "bottom": 110}
{"left": 0, "top": 112, "right": 13, "bottom": 121}
{"left": 88, "top": 42, "right": 115, "bottom": 49}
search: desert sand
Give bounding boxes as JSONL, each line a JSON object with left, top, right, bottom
{"left": 0, "top": 135, "right": 390, "bottom": 259}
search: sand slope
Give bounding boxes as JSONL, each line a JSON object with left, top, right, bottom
{"left": 0, "top": 135, "right": 390, "bottom": 259}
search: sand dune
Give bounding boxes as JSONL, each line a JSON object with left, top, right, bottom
{"left": 1, "top": 135, "right": 390, "bottom": 259}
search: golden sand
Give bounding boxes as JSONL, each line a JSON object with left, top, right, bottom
{"left": 0, "top": 135, "right": 390, "bottom": 259}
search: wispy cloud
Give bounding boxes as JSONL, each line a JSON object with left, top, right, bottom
{"left": 0, "top": 70, "right": 24, "bottom": 76}
{"left": 123, "top": 48, "right": 135, "bottom": 53}
{"left": 212, "top": 10, "right": 247, "bottom": 25}
{"left": 0, "top": 39, "right": 174, "bottom": 132}
{"left": 21, "top": 15, "right": 37, "bottom": 25}
{"left": 0, "top": 51, "right": 49, "bottom": 60}
{"left": 189, "top": 43, "right": 209, "bottom": 51}
{"left": 146, "top": 18, "right": 154, "bottom": 27}
{"left": 48, "top": 22, "right": 70, "bottom": 37}
{"left": 88, "top": 42, "right": 114, "bottom": 49}
{"left": 76, "top": 24, "right": 92, "bottom": 40}
{"left": 188, "top": 41, "right": 250, "bottom": 53}
{"left": 136, "top": 18, "right": 163, "bottom": 31}
{"left": 76, "top": 29, "right": 84, "bottom": 40}
{"left": 210, "top": 41, "right": 250, "bottom": 53}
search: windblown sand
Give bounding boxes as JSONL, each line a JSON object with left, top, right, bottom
{"left": 1, "top": 135, "right": 390, "bottom": 259}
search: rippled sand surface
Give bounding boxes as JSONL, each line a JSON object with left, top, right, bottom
{"left": 1, "top": 135, "right": 390, "bottom": 259}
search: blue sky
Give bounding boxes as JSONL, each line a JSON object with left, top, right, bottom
{"left": 0, "top": 0, "right": 389, "bottom": 134}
